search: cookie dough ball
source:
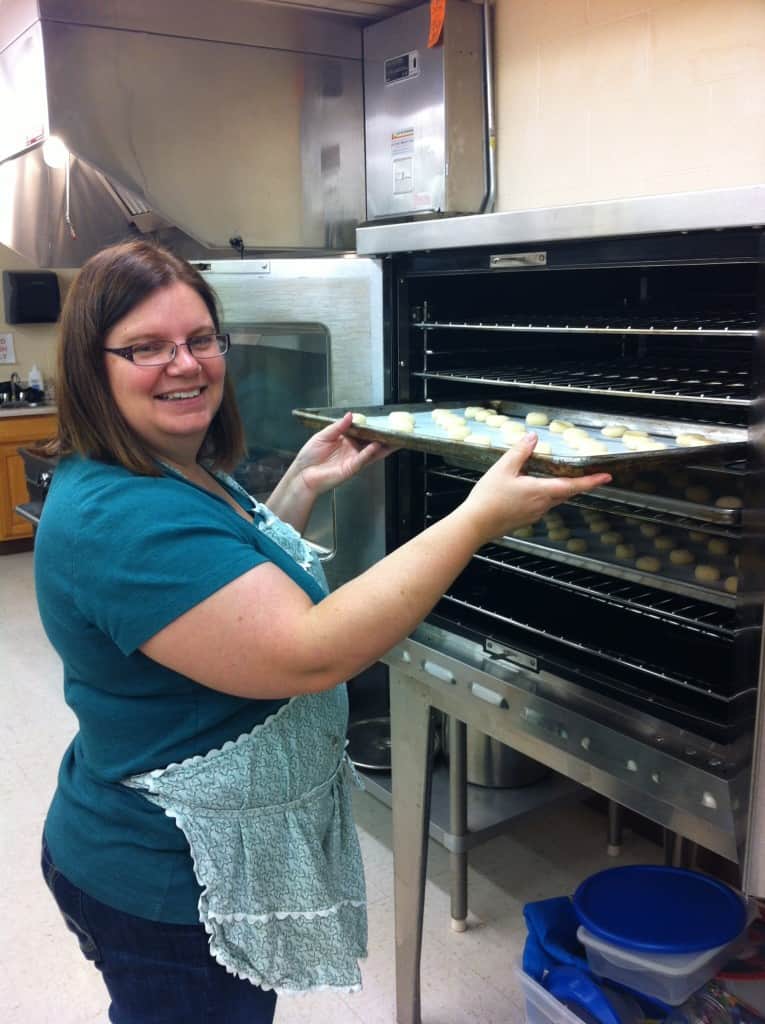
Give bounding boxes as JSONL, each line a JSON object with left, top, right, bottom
{"left": 601, "top": 424, "right": 628, "bottom": 438}
{"left": 588, "top": 518, "right": 611, "bottom": 534}
{"left": 533, "top": 441, "right": 553, "bottom": 455}
{"left": 601, "top": 531, "right": 623, "bottom": 546}
{"left": 684, "top": 486, "right": 712, "bottom": 504}
{"left": 670, "top": 549, "right": 694, "bottom": 566}
{"left": 351, "top": 412, "right": 367, "bottom": 425}
{"left": 688, "top": 531, "right": 707, "bottom": 543}
{"left": 695, "top": 564, "right": 721, "bottom": 584}
{"left": 463, "top": 406, "right": 481, "bottom": 420}
{"left": 677, "top": 432, "right": 713, "bottom": 447}
{"left": 621, "top": 433, "right": 652, "bottom": 450}
{"left": 636, "top": 555, "right": 662, "bottom": 573}
{"left": 639, "top": 523, "right": 661, "bottom": 538}
{"left": 715, "top": 495, "right": 742, "bottom": 509}
{"left": 447, "top": 424, "right": 471, "bottom": 441}
{"left": 724, "top": 576, "right": 739, "bottom": 594}
{"left": 444, "top": 413, "right": 466, "bottom": 426}
{"left": 544, "top": 512, "right": 564, "bottom": 527}
{"left": 525, "top": 411, "right": 550, "bottom": 427}
{"left": 473, "top": 408, "right": 490, "bottom": 422}
{"left": 501, "top": 421, "right": 526, "bottom": 439}
{"left": 578, "top": 439, "right": 609, "bottom": 456}
{"left": 563, "top": 427, "right": 589, "bottom": 447}
{"left": 622, "top": 429, "right": 648, "bottom": 441}
{"left": 548, "top": 527, "right": 571, "bottom": 542}
{"left": 485, "top": 413, "right": 509, "bottom": 427}
{"left": 512, "top": 525, "right": 535, "bottom": 539}
{"left": 388, "top": 411, "right": 415, "bottom": 432}
{"left": 654, "top": 535, "right": 676, "bottom": 552}
{"left": 707, "top": 538, "right": 730, "bottom": 557}
{"left": 464, "top": 432, "right": 492, "bottom": 446}
{"left": 615, "top": 543, "right": 636, "bottom": 560}
{"left": 549, "top": 419, "right": 574, "bottom": 434}
{"left": 567, "top": 538, "right": 588, "bottom": 554}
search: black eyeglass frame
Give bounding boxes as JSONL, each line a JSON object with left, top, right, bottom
{"left": 103, "top": 332, "right": 231, "bottom": 366}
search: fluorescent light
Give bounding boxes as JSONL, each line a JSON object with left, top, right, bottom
{"left": 42, "top": 136, "right": 69, "bottom": 169}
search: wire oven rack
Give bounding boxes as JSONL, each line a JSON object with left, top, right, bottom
{"left": 473, "top": 545, "right": 743, "bottom": 637}
{"left": 439, "top": 591, "right": 748, "bottom": 704}
{"left": 412, "top": 315, "right": 757, "bottom": 406}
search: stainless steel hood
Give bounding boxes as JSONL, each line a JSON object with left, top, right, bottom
{"left": 0, "top": 0, "right": 367, "bottom": 266}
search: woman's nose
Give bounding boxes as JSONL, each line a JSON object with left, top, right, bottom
{"left": 167, "top": 342, "right": 201, "bottom": 370}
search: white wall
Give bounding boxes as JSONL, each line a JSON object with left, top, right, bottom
{"left": 494, "top": 0, "right": 765, "bottom": 211}
{"left": 0, "top": 244, "right": 75, "bottom": 386}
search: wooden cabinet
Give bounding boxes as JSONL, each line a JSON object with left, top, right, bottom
{"left": 0, "top": 413, "right": 57, "bottom": 542}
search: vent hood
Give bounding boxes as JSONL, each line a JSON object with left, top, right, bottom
{"left": 0, "top": 0, "right": 367, "bottom": 266}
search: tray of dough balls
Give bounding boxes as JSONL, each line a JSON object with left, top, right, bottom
{"left": 293, "top": 401, "right": 746, "bottom": 477}
{"left": 501, "top": 506, "right": 741, "bottom": 608}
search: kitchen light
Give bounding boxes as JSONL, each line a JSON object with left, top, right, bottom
{"left": 42, "top": 136, "right": 69, "bottom": 169}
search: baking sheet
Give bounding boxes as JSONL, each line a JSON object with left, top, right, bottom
{"left": 293, "top": 401, "right": 747, "bottom": 478}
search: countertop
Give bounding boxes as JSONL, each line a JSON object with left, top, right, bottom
{"left": 0, "top": 406, "right": 57, "bottom": 420}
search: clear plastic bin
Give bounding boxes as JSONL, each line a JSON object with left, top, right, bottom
{"left": 577, "top": 925, "right": 741, "bottom": 1006}
{"left": 516, "top": 967, "right": 588, "bottom": 1024}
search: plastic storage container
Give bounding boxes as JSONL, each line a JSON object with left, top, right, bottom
{"left": 517, "top": 967, "right": 595, "bottom": 1024}
{"left": 516, "top": 967, "right": 645, "bottom": 1024}
{"left": 577, "top": 925, "right": 743, "bottom": 1006}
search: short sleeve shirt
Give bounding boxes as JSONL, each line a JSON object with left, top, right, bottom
{"left": 35, "top": 455, "right": 326, "bottom": 924}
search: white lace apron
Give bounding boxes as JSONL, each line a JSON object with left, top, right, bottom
{"left": 124, "top": 493, "right": 367, "bottom": 994}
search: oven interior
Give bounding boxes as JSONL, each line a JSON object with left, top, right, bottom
{"left": 389, "top": 230, "right": 763, "bottom": 744}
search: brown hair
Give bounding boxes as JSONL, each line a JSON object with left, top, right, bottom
{"left": 45, "top": 239, "right": 245, "bottom": 475}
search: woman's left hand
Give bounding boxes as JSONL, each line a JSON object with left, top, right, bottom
{"left": 293, "top": 412, "right": 395, "bottom": 496}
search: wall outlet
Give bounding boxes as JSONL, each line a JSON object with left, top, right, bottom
{"left": 0, "top": 332, "right": 16, "bottom": 364}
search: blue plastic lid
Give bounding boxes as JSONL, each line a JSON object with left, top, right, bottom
{"left": 573, "top": 865, "right": 746, "bottom": 954}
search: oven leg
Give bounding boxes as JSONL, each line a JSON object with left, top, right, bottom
{"left": 663, "top": 828, "right": 697, "bottom": 868}
{"left": 607, "top": 800, "right": 623, "bottom": 857}
{"left": 390, "top": 673, "right": 434, "bottom": 1024}
{"left": 449, "top": 716, "right": 468, "bottom": 932}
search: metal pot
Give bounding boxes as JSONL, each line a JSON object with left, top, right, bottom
{"left": 443, "top": 718, "right": 550, "bottom": 788}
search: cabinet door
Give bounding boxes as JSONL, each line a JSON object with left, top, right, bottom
{"left": 0, "top": 444, "right": 34, "bottom": 539}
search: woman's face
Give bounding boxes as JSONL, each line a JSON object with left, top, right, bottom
{"left": 103, "top": 281, "right": 226, "bottom": 463}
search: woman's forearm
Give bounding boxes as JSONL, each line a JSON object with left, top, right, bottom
{"left": 265, "top": 467, "right": 316, "bottom": 533}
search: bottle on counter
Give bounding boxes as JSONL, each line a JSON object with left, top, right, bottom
{"left": 28, "top": 364, "right": 44, "bottom": 390}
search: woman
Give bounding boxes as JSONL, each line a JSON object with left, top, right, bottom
{"left": 35, "top": 240, "right": 610, "bottom": 1023}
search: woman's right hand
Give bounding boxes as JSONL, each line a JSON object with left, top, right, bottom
{"left": 455, "top": 433, "right": 612, "bottom": 547}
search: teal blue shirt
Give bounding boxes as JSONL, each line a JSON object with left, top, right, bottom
{"left": 35, "top": 455, "right": 326, "bottom": 924}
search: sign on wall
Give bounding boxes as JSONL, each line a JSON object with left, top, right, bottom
{"left": 0, "top": 333, "right": 17, "bottom": 364}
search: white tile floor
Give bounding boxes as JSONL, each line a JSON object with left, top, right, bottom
{"left": 1, "top": 550, "right": 662, "bottom": 1024}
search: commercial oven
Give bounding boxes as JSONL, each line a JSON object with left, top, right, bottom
{"left": 353, "top": 189, "right": 765, "bottom": 1022}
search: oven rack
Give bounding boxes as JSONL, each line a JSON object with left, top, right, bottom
{"left": 426, "top": 466, "right": 741, "bottom": 532}
{"left": 474, "top": 546, "right": 746, "bottom": 637}
{"left": 413, "top": 359, "right": 752, "bottom": 406}
{"left": 440, "top": 592, "right": 755, "bottom": 703}
{"left": 414, "top": 315, "right": 758, "bottom": 338}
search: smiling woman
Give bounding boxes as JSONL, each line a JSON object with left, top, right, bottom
{"left": 32, "top": 240, "right": 608, "bottom": 1024}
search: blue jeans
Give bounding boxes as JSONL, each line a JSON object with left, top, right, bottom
{"left": 41, "top": 838, "right": 277, "bottom": 1024}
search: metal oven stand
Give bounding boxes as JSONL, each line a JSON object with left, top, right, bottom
{"left": 383, "top": 626, "right": 750, "bottom": 1024}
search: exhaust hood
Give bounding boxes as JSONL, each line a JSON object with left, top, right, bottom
{"left": 0, "top": 0, "right": 367, "bottom": 266}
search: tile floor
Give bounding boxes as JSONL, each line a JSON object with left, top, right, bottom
{"left": 1, "top": 550, "right": 662, "bottom": 1024}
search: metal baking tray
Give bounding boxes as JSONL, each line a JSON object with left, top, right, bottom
{"left": 293, "top": 401, "right": 747, "bottom": 478}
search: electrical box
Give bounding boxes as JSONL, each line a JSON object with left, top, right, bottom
{"left": 363, "top": 0, "right": 486, "bottom": 222}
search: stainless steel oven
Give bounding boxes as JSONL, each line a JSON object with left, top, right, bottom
{"left": 357, "top": 188, "right": 765, "bottom": 866}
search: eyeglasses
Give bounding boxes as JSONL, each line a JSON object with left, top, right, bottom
{"left": 104, "top": 333, "right": 230, "bottom": 367}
